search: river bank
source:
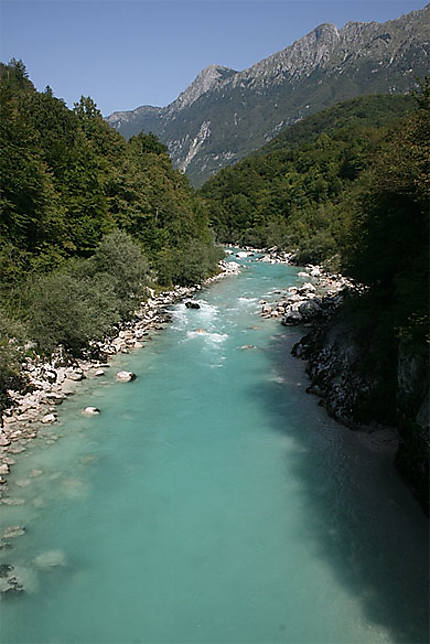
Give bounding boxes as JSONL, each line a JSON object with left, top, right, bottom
{"left": 0, "top": 260, "right": 241, "bottom": 492}
{"left": 237, "top": 246, "right": 428, "bottom": 513}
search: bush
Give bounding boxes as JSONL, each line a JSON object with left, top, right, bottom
{"left": 0, "top": 308, "right": 27, "bottom": 416}
{"left": 155, "top": 240, "right": 224, "bottom": 286}
{"left": 91, "top": 230, "right": 150, "bottom": 314}
{"left": 28, "top": 271, "right": 120, "bottom": 354}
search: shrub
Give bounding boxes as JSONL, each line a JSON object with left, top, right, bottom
{"left": 91, "top": 230, "right": 150, "bottom": 314}
{"left": 28, "top": 271, "right": 120, "bottom": 354}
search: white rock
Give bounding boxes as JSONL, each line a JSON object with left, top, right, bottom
{"left": 94, "top": 369, "right": 105, "bottom": 377}
{"left": 302, "top": 282, "right": 316, "bottom": 292}
{"left": 41, "top": 413, "right": 57, "bottom": 424}
{"left": 115, "top": 371, "right": 136, "bottom": 383}
{"left": 82, "top": 407, "right": 101, "bottom": 416}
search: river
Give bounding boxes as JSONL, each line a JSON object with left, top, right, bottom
{"left": 0, "top": 256, "right": 428, "bottom": 643}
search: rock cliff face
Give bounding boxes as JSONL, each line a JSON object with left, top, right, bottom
{"left": 292, "top": 305, "right": 429, "bottom": 514}
{"left": 107, "top": 5, "right": 430, "bottom": 185}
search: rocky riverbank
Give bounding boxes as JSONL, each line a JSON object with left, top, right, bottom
{"left": 252, "top": 248, "right": 428, "bottom": 514}
{"left": 0, "top": 260, "right": 241, "bottom": 494}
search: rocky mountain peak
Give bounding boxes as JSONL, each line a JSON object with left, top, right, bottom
{"left": 241, "top": 21, "right": 341, "bottom": 85}
{"left": 171, "top": 63, "right": 236, "bottom": 111}
{"left": 106, "top": 5, "right": 429, "bottom": 185}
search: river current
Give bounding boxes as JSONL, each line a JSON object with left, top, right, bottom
{"left": 0, "top": 256, "right": 428, "bottom": 643}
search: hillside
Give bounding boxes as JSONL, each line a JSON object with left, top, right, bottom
{"left": 200, "top": 93, "right": 416, "bottom": 256}
{"left": 106, "top": 5, "right": 430, "bottom": 186}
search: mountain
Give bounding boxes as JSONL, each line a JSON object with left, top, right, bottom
{"left": 107, "top": 5, "right": 430, "bottom": 186}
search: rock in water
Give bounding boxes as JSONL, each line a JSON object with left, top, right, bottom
{"left": 0, "top": 564, "right": 13, "bottom": 578}
{"left": 2, "top": 525, "right": 25, "bottom": 539}
{"left": 185, "top": 301, "right": 201, "bottom": 309}
{"left": 115, "top": 371, "right": 137, "bottom": 382}
{"left": 82, "top": 407, "right": 101, "bottom": 416}
{"left": 41, "top": 413, "right": 57, "bottom": 424}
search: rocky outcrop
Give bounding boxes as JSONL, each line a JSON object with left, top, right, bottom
{"left": 395, "top": 340, "right": 429, "bottom": 513}
{"left": 257, "top": 250, "right": 429, "bottom": 513}
{"left": 291, "top": 298, "right": 429, "bottom": 514}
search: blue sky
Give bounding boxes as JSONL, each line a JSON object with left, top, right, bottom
{"left": 0, "top": 0, "right": 425, "bottom": 115}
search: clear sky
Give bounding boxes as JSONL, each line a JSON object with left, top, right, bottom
{"left": 0, "top": 0, "right": 426, "bottom": 115}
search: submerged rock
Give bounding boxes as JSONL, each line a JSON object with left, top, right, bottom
{"left": 0, "top": 564, "right": 13, "bottom": 578}
{"left": 34, "top": 549, "right": 66, "bottom": 569}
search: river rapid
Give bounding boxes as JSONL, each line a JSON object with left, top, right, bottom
{"left": 0, "top": 256, "right": 428, "bottom": 644}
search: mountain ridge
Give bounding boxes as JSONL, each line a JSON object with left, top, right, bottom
{"left": 107, "top": 4, "right": 430, "bottom": 185}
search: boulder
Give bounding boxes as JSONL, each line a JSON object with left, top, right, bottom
{"left": 298, "top": 300, "right": 322, "bottom": 320}
{"left": 185, "top": 301, "right": 201, "bottom": 310}
{"left": 41, "top": 413, "right": 57, "bottom": 424}
{"left": 115, "top": 371, "right": 136, "bottom": 383}
{"left": 281, "top": 309, "right": 303, "bottom": 326}
{"left": 301, "top": 282, "right": 316, "bottom": 292}
{"left": 2, "top": 525, "right": 25, "bottom": 539}
{"left": 82, "top": 407, "right": 101, "bottom": 416}
{"left": 65, "top": 368, "right": 85, "bottom": 382}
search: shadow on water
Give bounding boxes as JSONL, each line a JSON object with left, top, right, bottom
{"left": 255, "top": 328, "right": 429, "bottom": 644}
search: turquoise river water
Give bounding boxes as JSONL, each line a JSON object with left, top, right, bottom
{"left": 0, "top": 256, "right": 428, "bottom": 644}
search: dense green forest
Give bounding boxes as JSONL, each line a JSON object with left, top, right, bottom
{"left": 0, "top": 59, "right": 222, "bottom": 409}
{"left": 200, "top": 93, "right": 418, "bottom": 262}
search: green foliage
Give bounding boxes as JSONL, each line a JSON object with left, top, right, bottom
{"left": 91, "top": 230, "right": 150, "bottom": 315}
{"left": 341, "top": 94, "right": 430, "bottom": 344}
{"left": 201, "top": 94, "right": 416, "bottom": 260}
{"left": 26, "top": 270, "right": 120, "bottom": 355}
{"left": 0, "top": 309, "right": 27, "bottom": 415}
{"left": 0, "top": 60, "right": 219, "bottom": 294}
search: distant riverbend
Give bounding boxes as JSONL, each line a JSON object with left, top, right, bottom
{"left": 1, "top": 255, "right": 428, "bottom": 643}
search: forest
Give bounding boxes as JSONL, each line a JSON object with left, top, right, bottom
{"left": 0, "top": 59, "right": 223, "bottom": 411}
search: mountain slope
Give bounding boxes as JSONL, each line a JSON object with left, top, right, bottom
{"left": 107, "top": 5, "right": 430, "bottom": 186}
